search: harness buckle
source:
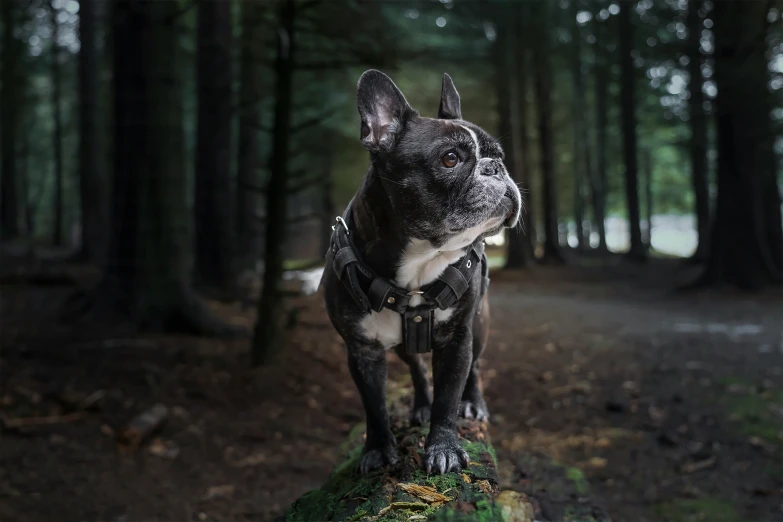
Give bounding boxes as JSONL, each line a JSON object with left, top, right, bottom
{"left": 331, "top": 216, "right": 349, "bottom": 235}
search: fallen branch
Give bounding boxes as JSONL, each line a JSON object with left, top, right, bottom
{"left": 680, "top": 456, "right": 717, "bottom": 474}
{"left": 116, "top": 403, "right": 168, "bottom": 452}
{"left": 1, "top": 411, "right": 88, "bottom": 430}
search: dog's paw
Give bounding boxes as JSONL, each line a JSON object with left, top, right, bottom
{"left": 424, "top": 439, "right": 469, "bottom": 474}
{"left": 459, "top": 400, "right": 489, "bottom": 422}
{"left": 410, "top": 405, "right": 431, "bottom": 426}
{"left": 358, "top": 443, "right": 399, "bottom": 474}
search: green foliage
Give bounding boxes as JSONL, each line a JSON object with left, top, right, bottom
{"left": 720, "top": 380, "right": 783, "bottom": 445}
{"left": 564, "top": 466, "right": 588, "bottom": 495}
{"left": 654, "top": 498, "right": 746, "bottom": 522}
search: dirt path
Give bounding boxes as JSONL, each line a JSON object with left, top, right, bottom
{"left": 484, "top": 264, "right": 783, "bottom": 522}
{"left": 1, "top": 260, "right": 781, "bottom": 522}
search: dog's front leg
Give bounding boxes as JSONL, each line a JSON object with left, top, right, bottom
{"left": 425, "top": 326, "right": 472, "bottom": 474}
{"left": 347, "top": 345, "right": 398, "bottom": 474}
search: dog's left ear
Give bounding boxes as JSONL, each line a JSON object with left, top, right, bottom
{"left": 438, "top": 73, "right": 462, "bottom": 120}
{"left": 357, "top": 70, "right": 416, "bottom": 152}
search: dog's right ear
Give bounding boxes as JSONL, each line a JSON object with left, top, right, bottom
{"left": 357, "top": 70, "right": 415, "bottom": 152}
{"left": 438, "top": 73, "right": 462, "bottom": 120}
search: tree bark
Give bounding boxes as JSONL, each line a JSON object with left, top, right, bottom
{"left": 253, "top": 0, "right": 296, "bottom": 365}
{"left": 701, "top": 0, "right": 783, "bottom": 289}
{"left": 686, "top": 0, "right": 710, "bottom": 262}
{"left": 531, "top": 1, "right": 564, "bottom": 264}
{"left": 50, "top": 1, "right": 64, "bottom": 246}
{"left": 618, "top": 0, "right": 645, "bottom": 261}
{"left": 504, "top": 3, "right": 534, "bottom": 269}
{"left": 78, "top": 0, "right": 107, "bottom": 262}
{"left": 0, "top": 0, "right": 20, "bottom": 240}
{"left": 195, "top": 0, "right": 235, "bottom": 291}
{"left": 236, "top": 1, "right": 264, "bottom": 261}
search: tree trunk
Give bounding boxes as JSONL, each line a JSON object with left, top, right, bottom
{"left": 50, "top": 2, "right": 64, "bottom": 247}
{"left": 237, "top": 1, "right": 264, "bottom": 261}
{"left": 643, "top": 149, "right": 653, "bottom": 251}
{"left": 593, "top": 30, "right": 610, "bottom": 252}
{"left": 78, "top": 0, "right": 107, "bottom": 262}
{"left": 253, "top": 0, "right": 296, "bottom": 365}
{"left": 195, "top": 0, "right": 235, "bottom": 292}
{"left": 100, "top": 0, "right": 144, "bottom": 309}
{"left": 320, "top": 140, "right": 335, "bottom": 256}
{"left": 531, "top": 2, "right": 564, "bottom": 264}
{"left": 0, "top": 0, "right": 20, "bottom": 240}
{"left": 571, "top": 0, "right": 599, "bottom": 252}
{"left": 701, "top": 0, "right": 782, "bottom": 289}
{"left": 19, "top": 134, "right": 30, "bottom": 235}
{"left": 570, "top": 7, "right": 586, "bottom": 252}
{"left": 686, "top": 0, "right": 710, "bottom": 262}
{"left": 498, "top": 4, "right": 533, "bottom": 269}
{"left": 618, "top": 0, "right": 645, "bottom": 261}
{"left": 92, "top": 0, "right": 241, "bottom": 336}
{"left": 572, "top": 154, "right": 585, "bottom": 251}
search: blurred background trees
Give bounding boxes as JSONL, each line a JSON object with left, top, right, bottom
{"left": 1, "top": 0, "right": 781, "bottom": 360}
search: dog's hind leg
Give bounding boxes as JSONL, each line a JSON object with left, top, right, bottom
{"left": 394, "top": 346, "right": 433, "bottom": 426}
{"left": 460, "top": 295, "right": 490, "bottom": 422}
{"left": 347, "top": 345, "right": 399, "bottom": 473}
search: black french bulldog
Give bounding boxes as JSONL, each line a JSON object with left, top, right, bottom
{"left": 322, "top": 70, "right": 521, "bottom": 475}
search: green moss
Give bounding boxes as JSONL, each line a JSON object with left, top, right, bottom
{"left": 429, "top": 498, "right": 504, "bottom": 522}
{"left": 561, "top": 505, "right": 610, "bottom": 522}
{"left": 462, "top": 440, "right": 497, "bottom": 467}
{"left": 654, "top": 498, "right": 745, "bottom": 522}
{"left": 721, "top": 380, "right": 783, "bottom": 445}
{"left": 765, "top": 460, "right": 783, "bottom": 480}
{"left": 565, "top": 467, "right": 588, "bottom": 495}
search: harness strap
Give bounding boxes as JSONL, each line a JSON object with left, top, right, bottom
{"left": 325, "top": 203, "right": 489, "bottom": 353}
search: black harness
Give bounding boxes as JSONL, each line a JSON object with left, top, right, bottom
{"left": 326, "top": 205, "right": 489, "bottom": 354}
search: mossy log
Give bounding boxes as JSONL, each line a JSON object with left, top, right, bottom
{"left": 284, "top": 401, "right": 537, "bottom": 522}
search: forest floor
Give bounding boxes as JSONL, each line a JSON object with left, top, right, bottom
{"left": 1, "top": 254, "right": 782, "bottom": 522}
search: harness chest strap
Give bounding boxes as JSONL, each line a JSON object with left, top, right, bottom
{"left": 326, "top": 208, "right": 489, "bottom": 354}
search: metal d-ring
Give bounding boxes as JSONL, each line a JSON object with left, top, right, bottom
{"left": 408, "top": 290, "right": 424, "bottom": 296}
{"left": 332, "top": 216, "right": 349, "bottom": 235}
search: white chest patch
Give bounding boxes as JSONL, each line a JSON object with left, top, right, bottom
{"left": 359, "top": 238, "right": 472, "bottom": 349}
{"left": 359, "top": 307, "right": 401, "bottom": 349}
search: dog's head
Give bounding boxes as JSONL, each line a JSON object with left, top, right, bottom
{"left": 357, "top": 69, "right": 521, "bottom": 250}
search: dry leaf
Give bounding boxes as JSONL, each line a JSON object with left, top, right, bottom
{"left": 588, "top": 457, "right": 608, "bottom": 469}
{"left": 397, "top": 483, "right": 451, "bottom": 504}
{"left": 376, "top": 502, "right": 429, "bottom": 516}
{"left": 147, "top": 438, "right": 179, "bottom": 460}
{"left": 475, "top": 480, "right": 492, "bottom": 494}
{"left": 203, "top": 484, "right": 235, "bottom": 500}
{"left": 231, "top": 452, "right": 267, "bottom": 467}
{"left": 461, "top": 473, "right": 471, "bottom": 484}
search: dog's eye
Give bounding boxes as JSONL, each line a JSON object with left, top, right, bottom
{"left": 441, "top": 151, "right": 459, "bottom": 168}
